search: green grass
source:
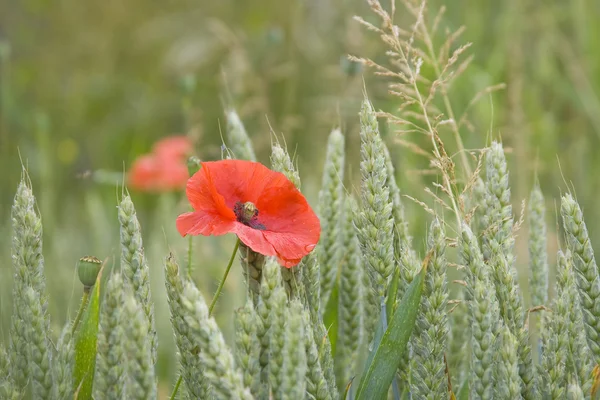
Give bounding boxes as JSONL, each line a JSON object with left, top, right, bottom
{"left": 2, "top": 0, "right": 600, "bottom": 398}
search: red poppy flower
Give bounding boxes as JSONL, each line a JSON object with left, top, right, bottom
{"left": 176, "top": 160, "right": 320, "bottom": 267}
{"left": 129, "top": 136, "right": 192, "bottom": 192}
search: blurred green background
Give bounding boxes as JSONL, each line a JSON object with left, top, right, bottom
{"left": 1, "top": 0, "right": 599, "bottom": 394}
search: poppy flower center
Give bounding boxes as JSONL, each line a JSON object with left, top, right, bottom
{"left": 234, "top": 201, "right": 266, "bottom": 230}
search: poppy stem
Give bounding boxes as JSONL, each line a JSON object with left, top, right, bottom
{"left": 170, "top": 238, "right": 241, "bottom": 400}
{"left": 208, "top": 238, "right": 240, "bottom": 315}
{"left": 71, "top": 288, "right": 90, "bottom": 334}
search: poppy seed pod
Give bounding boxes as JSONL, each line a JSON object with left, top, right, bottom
{"left": 78, "top": 256, "right": 102, "bottom": 288}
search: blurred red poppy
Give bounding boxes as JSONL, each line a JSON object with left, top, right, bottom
{"left": 129, "top": 136, "right": 192, "bottom": 192}
{"left": 176, "top": 160, "right": 320, "bottom": 267}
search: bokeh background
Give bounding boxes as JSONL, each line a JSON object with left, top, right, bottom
{"left": 1, "top": 0, "right": 599, "bottom": 395}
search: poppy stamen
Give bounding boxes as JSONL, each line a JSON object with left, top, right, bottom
{"left": 234, "top": 201, "right": 266, "bottom": 230}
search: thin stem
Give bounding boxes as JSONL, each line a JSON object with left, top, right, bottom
{"left": 419, "top": 24, "right": 472, "bottom": 178}
{"left": 170, "top": 376, "right": 183, "bottom": 400}
{"left": 392, "top": 35, "right": 462, "bottom": 228}
{"left": 71, "top": 289, "right": 90, "bottom": 334}
{"left": 169, "top": 238, "right": 241, "bottom": 400}
{"left": 209, "top": 238, "right": 240, "bottom": 315}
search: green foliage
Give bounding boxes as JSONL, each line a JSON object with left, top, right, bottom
{"left": 5, "top": 1, "right": 600, "bottom": 399}
{"left": 355, "top": 259, "right": 425, "bottom": 400}
{"left": 73, "top": 266, "right": 102, "bottom": 399}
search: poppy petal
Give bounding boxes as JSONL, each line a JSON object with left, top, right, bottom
{"left": 176, "top": 211, "right": 235, "bottom": 237}
{"left": 129, "top": 155, "right": 160, "bottom": 191}
{"left": 154, "top": 136, "right": 192, "bottom": 161}
{"left": 261, "top": 229, "right": 318, "bottom": 267}
{"left": 186, "top": 165, "right": 236, "bottom": 220}
{"left": 201, "top": 160, "right": 289, "bottom": 209}
{"left": 155, "top": 160, "right": 189, "bottom": 191}
{"left": 232, "top": 222, "right": 277, "bottom": 258}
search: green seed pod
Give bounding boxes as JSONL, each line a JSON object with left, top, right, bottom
{"left": 187, "top": 156, "right": 201, "bottom": 177}
{"left": 78, "top": 256, "right": 102, "bottom": 288}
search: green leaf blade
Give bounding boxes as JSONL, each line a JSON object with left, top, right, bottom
{"left": 355, "top": 264, "right": 425, "bottom": 400}
{"left": 323, "top": 280, "right": 339, "bottom": 355}
{"left": 73, "top": 271, "right": 103, "bottom": 400}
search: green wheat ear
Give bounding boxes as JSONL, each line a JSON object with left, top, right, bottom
{"left": 540, "top": 250, "right": 570, "bottom": 399}
{"left": 94, "top": 272, "right": 126, "bottom": 399}
{"left": 164, "top": 254, "right": 210, "bottom": 398}
{"left": 528, "top": 181, "right": 548, "bottom": 309}
{"left": 234, "top": 299, "right": 262, "bottom": 398}
{"left": 123, "top": 286, "right": 157, "bottom": 400}
{"left": 9, "top": 171, "right": 52, "bottom": 395}
{"left": 52, "top": 323, "right": 74, "bottom": 399}
{"left": 495, "top": 324, "right": 521, "bottom": 398}
{"left": 180, "top": 281, "right": 253, "bottom": 399}
{"left": 118, "top": 194, "right": 157, "bottom": 365}
{"left": 410, "top": 218, "right": 448, "bottom": 399}
{"left": 335, "top": 195, "right": 365, "bottom": 392}
{"left": 355, "top": 96, "right": 394, "bottom": 341}
{"left": 318, "top": 128, "right": 345, "bottom": 309}
{"left": 269, "top": 141, "right": 305, "bottom": 300}
{"left": 278, "top": 300, "right": 307, "bottom": 399}
{"left": 226, "top": 109, "right": 257, "bottom": 161}
{"left": 461, "top": 223, "right": 500, "bottom": 399}
{"left": 483, "top": 142, "right": 537, "bottom": 399}
{"left": 561, "top": 193, "right": 600, "bottom": 365}
{"left": 0, "top": 343, "right": 20, "bottom": 400}
{"left": 270, "top": 141, "right": 301, "bottom": 189}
